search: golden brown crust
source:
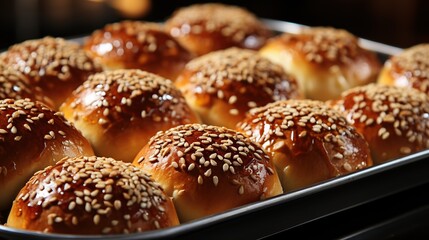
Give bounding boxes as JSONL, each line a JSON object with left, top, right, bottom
{"left": 260, "top": 27, "right": 381, "bottom": 100}
{"left": 84, "top": 21, "right": 193, "bottom": 80}
{"left": 331, "top": 84, "right": 429, "bottom": 164}
{"left": 378, "top": 44, "right": 429, "bottom": 94}
{"left": 0, "top": 98, "right": 94, "bottom": 211}
{"left": 60, "top": 69, "right": 199, "bottom": 162}
{"left": 7, "top": 156, "right": 179, "bottom": 234}
{"left": 0, "top": 64, "right": 54, "bottom": 107}
{"left": 165, "top": 3, "right": 272, "bottom": 56}
{"left": 132, "top": 123, "right": 283, "bottom": 222}
{"left": 0, "top": 37, "right": 102, "bottom": 110}
{"left": 236, "top": 100, "right": 372, "bottom": 192}
{"left": 175, "top": 48, "right": 301, "bottom": 129}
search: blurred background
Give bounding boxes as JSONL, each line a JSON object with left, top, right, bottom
{"left": 1, "top": 0, "right": 429, "bottom": 50}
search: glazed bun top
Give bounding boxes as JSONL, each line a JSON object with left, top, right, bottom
{"left": 0, "top": 64, "right": 53, "bottom": 107}
{"left": 133, "top": 123, "right": 282, "bottom": 221}
{"left": 7, "top": 156, "right": 179, "bottom": 234}
{"left": 238, "top": 100, "right": 372, "bottom": 173}
{"left": 0, "top": 98, "right": 94, "bottom": 210}
{"left": 63, "top": 69, "right": 196, "bottom": 129}
{"left": 165, "top": 3, "right": 272, "bottom": 55}
{"left": 333, "top": 84, "right": 429, "bottom": 163}
{"left": 83, "top": 21, "right": 193, "bottom": 80}
{"left": 383, "top": 44, "right": 429, "bottom": 93}
{"left": 274, "top": 27, "right": 368, "bottom": 66}
{"left": 259, "top": 27, "right": 382, "bottom": 101}
{"left": 136, "top": 123, "right": 277, "bottom": 191}
{"left": 181, "top": 47, "right": 299, "bottom": 97}
{"left": 0, "top": 37, "right": 101, "bottom": 109}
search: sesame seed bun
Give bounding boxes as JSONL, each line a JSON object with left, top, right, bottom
{"left": 133, "top": 123, "right": 283, "bottom": 222}
{"left": 0, "top": 37, "right": 102, "bottom": 110}
{"left": 175, "top": 48, "right": 302, "bottom": 129}
{"left": 60, "top": 69, "right": 200, "bottom": 162}
{"left": 237, "top": 99, "right": 373, "bottom": 192}
{"left": 378, "top": 44, "right": 429, "bottom": 94}
{"left": 331, "top": 84, "right": 429, "bottom": 164}
{"left": 0, "top": 98, "right": 94, "bottom": 211}
{"left": 7, "top": 156, "right": 179, "bottom": 234}
{"left": 259, "top": 27, "right": 382, "bottom": 101}
{"left": 165, "top": 3, "right": 272, "bottom": 56}
{"left": 0, "top": 64, "right": 54, "bottom": 107}
{"left": 83, "top": 21, "right": 193, "bottom": 80}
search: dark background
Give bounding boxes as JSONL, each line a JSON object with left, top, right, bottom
{"left": 1, "top": 0, "right": 429, "bottom": 50}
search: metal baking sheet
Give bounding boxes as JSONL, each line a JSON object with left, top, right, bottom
{"left": 2, "top": 19, "right": 427, "bottom": 240}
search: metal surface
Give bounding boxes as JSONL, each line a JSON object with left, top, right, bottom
{"left": 2, "top": 19, "right": 424, "bottom": 240}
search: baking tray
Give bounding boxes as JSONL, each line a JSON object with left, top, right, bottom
{"left": 2, "top": 19, "right": 426, "bottom": 240}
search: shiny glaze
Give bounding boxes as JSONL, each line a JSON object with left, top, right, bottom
{"left": 165, "top": 3, "right": 272, "bottom": 56}
{"left": 8, "top": 156, "right": 179, "bottom": 234}
{"left": 133, "top": 124, "right": 282, "bottom": 222}
{"left": 237, "top": 100, "right": 372, "bottom": 192}
{"left": 84, "top": 21, "right": 193, "bottom": 80}
{"left": 0, "top": 37, "right": 101, "bottom": 109}
{"left": 0, "top": 98, "right": 93, "bottom": 211}
{"left": 333, "top": 84, "right": 429, "bottom": 164}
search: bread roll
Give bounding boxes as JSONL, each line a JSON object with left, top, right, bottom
{"left": 0, "top": 37, "right": 102, "bottom": 109}
{"left": 175, "top": 47, "right": 301, "bottom": 129}
{"left": 165, "top": 3, "right": 272, "bottom": 56}
{"left": 0, "top": 64, "right": 53, "bottom": 107}
{"left": 331, "top": 84, "right": 429, "bottom": 164}
{"left": 236, "top": 100, "right": 373, "bottom": 192}
{"left": 60, "top": 69, "right": 199, "bottom": 162}
{"left": 0, "top": 98, "right": 93, "bottom": 211}
{"left": 7, "top": 156, "right": 179, "bottom": 234}
{"left": 259, "top": 27, "right": 381, "bottom": 101}
{"left": 133, "top": 124, "right": 283, "bottom": 222}
{"left": 378, "top": 44, "right": 429, "bottom": 94}
{"left": 84, "top": 21, "right": 193, "bottom": 80}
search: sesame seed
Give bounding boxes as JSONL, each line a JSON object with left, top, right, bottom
{"left": 188, "top": 163, "right": 195, "bottom": 171}
{"left": 72, "top": 216, "right": 78, "bottom": 225}
{"left": 343, "top": 162, "right": 352, "bottom": 171}
{"left": 76, "top": 197, "right": 83, "bottom": 205}
{"left": 229, "top": 109, "right": 239, "bottom": 115}
{"left": 238, "top": 185, "right": 244, "bottom": 195}
{"left": 400, "top": 147, "right": 412, "bottom": 154}
{"left": 213, "top": 176, "right": 219, "bottom": 186}
{"left": 171, "top": 161, "right": 179, "bottom": 168}
{"left": 378, "top": 127, "right": 387, "bottom": 137}
{"left": 223, "top": 163, "right": 229, "bottom": 172}
{"left": 85, "top": 202, "right": 92, "bottom": 212}
{"left": 43, "top": 134, "right": 52, "bottom": 140}
{"left": 111, "top": 199, "right": 120, "bottom": 209}
{"left": 204, "top": 169, "right": 212, "bottom": 177}
{"left": 68, "top": 201, "right": 76, "bottom": 210}
{"left": 93, "top": 214, "right": 100, "bottom": 225}
{"left": 228, "top": 95, "right": 237, "bottom": 104}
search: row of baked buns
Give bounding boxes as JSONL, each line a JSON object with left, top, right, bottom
{"left": 1, "top": 1, "right": 429, "bottom": 236}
